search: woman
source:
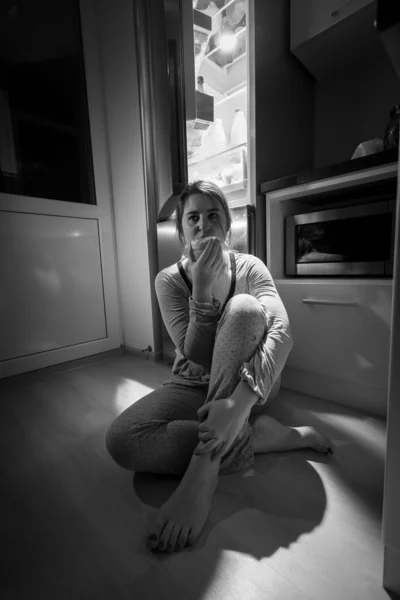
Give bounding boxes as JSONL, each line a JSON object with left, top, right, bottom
{"left": 105, "top": 180, "right": 331, "bottom": 554}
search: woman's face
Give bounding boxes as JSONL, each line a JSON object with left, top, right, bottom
{"left": 181, "top": 193, "right": 228, "bottom": 247}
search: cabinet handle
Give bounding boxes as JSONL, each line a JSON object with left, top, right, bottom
{"left": 302, "top": 298, "right": 359, "bottom": 306}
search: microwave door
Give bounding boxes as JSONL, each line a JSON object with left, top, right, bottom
{"left": 285, "top": 201, "right": 393, "bottom": 277}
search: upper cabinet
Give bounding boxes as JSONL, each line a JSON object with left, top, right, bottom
{"left": 291, "top": 0, "right": 373, "bottom": 48}
{"left": 290, "top": 0, "right": 381, "bottom": 81}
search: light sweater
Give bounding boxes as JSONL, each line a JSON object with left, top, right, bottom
{"left": 155, "top": 252, "right": 294, "bottom": 406}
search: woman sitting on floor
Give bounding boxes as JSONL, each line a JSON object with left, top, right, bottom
{"left": 105, "top": 180, "right": 331, "bottom": 554}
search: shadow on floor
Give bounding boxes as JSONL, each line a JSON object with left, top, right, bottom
{"left": 265, "top": 388, "right": 386, "bottom": 522}
{"left": 133, "top": 450, "right": 328, "bottom": 562}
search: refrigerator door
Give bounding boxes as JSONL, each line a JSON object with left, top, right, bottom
{"left": 229, "top": 203, "right": 256, "bottom": 256}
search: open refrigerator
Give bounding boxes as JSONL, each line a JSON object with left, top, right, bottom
{"left": 157, "top": 0, "right": 255, "bottom": 265}
{"left": 186, "top": 0, "right": 249, "bottom": 200}
{"left": 155, "top": 0, "right": 255, "bottom": 362}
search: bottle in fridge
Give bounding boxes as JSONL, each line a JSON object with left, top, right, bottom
{"left": 230, "top": 109, "right": 247, "bottom": 146}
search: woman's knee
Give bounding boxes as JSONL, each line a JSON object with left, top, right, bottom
{"left": 104, "top": 415, "right": 140, "bottom": 471}
{"left": 105, "top": 418, "right": 125, "bottom": 466}
{"left": 222, "top": 294, "right": 265, "bottom": 329}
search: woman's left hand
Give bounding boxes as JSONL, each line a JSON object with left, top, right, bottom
{"left": 194, "top": 397, "right": 251, "bottom": 457}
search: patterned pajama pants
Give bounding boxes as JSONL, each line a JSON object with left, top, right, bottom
{"left": 105, "top": 294, "right": 279, "bottom": 476}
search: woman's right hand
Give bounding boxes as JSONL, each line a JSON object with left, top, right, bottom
{"left": 190, "top": 237, "right": 225, "bottom": 292}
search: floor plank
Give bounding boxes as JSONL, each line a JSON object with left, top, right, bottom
{"left": 0, "top": 353, "right": 392, "bottom": 599}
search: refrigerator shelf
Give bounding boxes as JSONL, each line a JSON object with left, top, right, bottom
{"left": 188, "top": 143, "right": 247, "bottom": 192}
{"left": 221, "top": 179, "right": 248, "bottom": 194}
{"left": 188, "top": 141, "right": 247, "bottom": 167}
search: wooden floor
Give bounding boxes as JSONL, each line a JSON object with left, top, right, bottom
{"left": 0, "top": 352, "right": 394, "bottom": 600}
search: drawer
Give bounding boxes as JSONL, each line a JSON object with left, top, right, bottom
{"left": 277, "top": 281, "right": 392, "bottom": 389}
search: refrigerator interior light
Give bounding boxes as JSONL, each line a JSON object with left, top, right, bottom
{"left": 219, "top": 25, "right": 236, "bottom": 51}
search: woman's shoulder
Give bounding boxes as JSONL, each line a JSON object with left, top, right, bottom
{"left": 155, "top": 262, "right": 187, "bottom": 296}
{"left": 155, "top": 262, "right": 179, "bottom": 284}
{"left": 232, "top": 251, "right": 268, "bottom": 272}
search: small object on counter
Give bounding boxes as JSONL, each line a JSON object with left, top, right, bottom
{"left": 230, "top": 109, "right": 247, "bottom": 146}
{"left": 197, "top": 76, "right": 204, "bottom": 93}
{"left": 351, "top": 138, "right": 384, "bottom": 159}
{"left": 383, "top": 103, "right": 400, "bottom": 151}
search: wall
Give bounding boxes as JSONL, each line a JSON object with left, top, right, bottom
{"left": 95, "top": 0, "right": 155, "bottom": 353}
{"left": 314, "top": 50, "right": 400, "bottom": 168}
{"left": 250, "top": 0, "right": 315, "bottom": 262}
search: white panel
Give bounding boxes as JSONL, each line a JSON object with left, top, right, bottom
{"left": 0, "top": 211, "right": 106, "bottom": 361}
{"left": 95, "top": 0, "right": 155, "bottom": 351}
{"left": 276, "top": 281, "right": 392, "bottom": 390}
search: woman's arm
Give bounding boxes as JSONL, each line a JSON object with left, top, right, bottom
{"left": 155, "top": 270, "right": 220, "bottom": 370}
{"left": 233, "top": 255, "right": 294, "bottom": 406}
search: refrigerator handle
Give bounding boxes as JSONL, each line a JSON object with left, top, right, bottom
{"left": 158, "top": 0, "right": 196, "bottom": 221}
{"left": 167, "top": 37, "right": 188, "bottom": 199}
{"left": 181, "top": 0, "right": 196, "bottom": 123}
{"left": 158, "top": 37, "right": 187, "bottom": 222}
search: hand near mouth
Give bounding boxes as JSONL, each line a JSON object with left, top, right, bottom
{"left": 190, "top": 236, "right": 219, "bottom": 262}
{"left": 189, "top": 237, "right": 225, "bottom": 291}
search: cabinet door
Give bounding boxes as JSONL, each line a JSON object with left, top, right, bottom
{"left": 277, "top": 281, "right": 392, "bottom": 390}
{"left": 290, "top": 0, "right": 373, "bottom": 50}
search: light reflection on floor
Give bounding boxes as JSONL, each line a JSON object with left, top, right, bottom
{"left": 114, "top": 377, "right": 155, "bottom": 413}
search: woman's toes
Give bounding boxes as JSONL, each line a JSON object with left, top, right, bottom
{"left": 147, "top": 533, "right": 159, "bottom": 550}
{"left": 177, "top": 527, "right": 191, "bottom": 551}
{"left": 298, "top": 426, "right": 332, "bottom": 453}
{"left": 187, "top": 528, "right": 199, "bottom": 547}
{"left": 313, "top": 443, "right": 333, "bottom": 454}
{"left": 166, "top": 525, "right": 182, "bottom": 553}
{"left": 157, "top": 521, "right": 174, "bottom": 551}
{"left": 147, "top": 516, "right": 168, "bottom": 551}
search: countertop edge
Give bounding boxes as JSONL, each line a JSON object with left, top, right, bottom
{"left": 260, "top": 148, "right": 399, "bottom": 194}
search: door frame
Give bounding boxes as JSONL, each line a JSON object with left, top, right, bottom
{"left": 0, "top": 0, "right": 122, "bottom": 379}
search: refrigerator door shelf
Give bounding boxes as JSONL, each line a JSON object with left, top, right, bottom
{"left": 222, "top": 179, "right": 248, "bottom": 194}
{"left": 188, "top": 141, "right": 247, "bottom": 167}
{"left": 188, "top": 142, "right": 247, "bottom": 192}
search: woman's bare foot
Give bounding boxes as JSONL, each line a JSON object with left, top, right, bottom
{"left": 252, "top": 414, "right": 333, "bottom": 455}
{"left": 146, "top": 453, "right": 220, "bottom": 553}
{"left": 295, "top": 425, "right": 333, "bottom": 453}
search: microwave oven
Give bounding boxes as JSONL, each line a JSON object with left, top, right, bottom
{"left": 285, "top": 199, "right": 395, "bottom": 277}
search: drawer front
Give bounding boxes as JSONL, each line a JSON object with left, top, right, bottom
{"left": 277, "top": 282, "right": 392, "bottom": 389}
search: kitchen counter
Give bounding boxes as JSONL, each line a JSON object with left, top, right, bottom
{"left": 260, "top": 147, "right": 398, "bottom": 194}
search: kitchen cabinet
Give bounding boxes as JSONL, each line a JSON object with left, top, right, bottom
{"left": 290, "top": 0, "right": 380, "bottom": 81}
{"left": 263, "top": 162, "right": 397, "bottom": 417}
{"left": 276, "top": 279, "right": 391, "bottom": 417}
{"left": 290, "top": 0, "right": 373, "bottom": 50}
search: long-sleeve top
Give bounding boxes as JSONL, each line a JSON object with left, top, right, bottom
{"left": 155, "top": 252, "right": 294, "bottom": 406}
